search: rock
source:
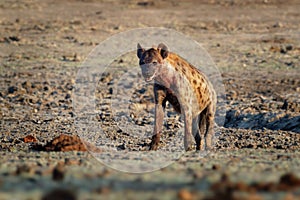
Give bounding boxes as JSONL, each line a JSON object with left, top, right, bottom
{"left": 44, "top": 134, "right": 87, "bottom": 151}
{"left": 279, "top": 173, "right": 300, "bottom": 189}
{"left": 137, "top": 1, "right": 155, "bottom": 7}
{"left": 32, "top": 134, "right": 101, "bottom": 152}
{"left": 273, "top": 22, "right": 283, "bottom": 28}
{"left": 52, "top": 163, "right": 65, "bottom": 181}
{"left": 100, "top": 73, "right": 112, "bottom": 83}
{"left": 64, "top": 158, "right": 81, "bottom": 166}
{"left": 212, "top": 164, "right": 221, "bottom": 170}
{"left": 62, "top": 53, "right": 81, "bottom": 62}
{"left": 8, "top": 86, "right": 18, "bottom": 94}
{"left": 65, "top": 93, "right": 71, "bottom": 99}
{"left": 117, "top": 143, "right": 126, "bottom": 150}
{"left": 23, "top": 135, "right": 37, "bottom": 143}
{"left": 8, "top": 36, "right": 21, "bottom": 42}
{"left": 286, "top": 45, "right": 293, "bottom": 51}
{"left": 21, "top": 81, "right": 32, "bottom": 92}
{"left": 269, "top": 45, "right": 281, "bottom": 53}
{"left": 16, "top": 164, "right": 31, "bottom": 175}
{"left": 282, "top": 99, "right": 300, "bottom": 112}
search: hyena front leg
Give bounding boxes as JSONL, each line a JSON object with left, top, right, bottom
{"left": 150, "top": 84, "right": 166, "bottom": 150}
{"left": 150, "top": 103, "right": 164, "bottom": 150}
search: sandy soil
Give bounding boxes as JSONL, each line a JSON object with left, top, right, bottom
{"left": 0, "top": 0, "right": 300, "bottom": 199}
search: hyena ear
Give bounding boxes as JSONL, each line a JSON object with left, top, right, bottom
{"left": 137, "top": 43, "right": 145, "bottom": 59}
{"left": 158, "top": 43, "right": 169, "bottom": 59}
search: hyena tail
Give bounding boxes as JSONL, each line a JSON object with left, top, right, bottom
{"left": 199, "top": 107, "right": 207, "bottom": 136}
{"left": 197, "top": 104, "right": 215, "bottom": 150}
{"left": 194, "top": 107, "right": 207, "bottom": 150}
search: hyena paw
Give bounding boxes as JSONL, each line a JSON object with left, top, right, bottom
{"left": 184, "top": 144, "right": 194, "bottom": 151}
{"left": 149, "top": 142, "right": 159, "bottom": 150}
{"left": 149, "top": 134, "right": 160, "bottom": 150}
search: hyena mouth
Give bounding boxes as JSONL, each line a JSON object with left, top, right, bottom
{"left": 144, "top": 73, "right": 156, "bottom": 82}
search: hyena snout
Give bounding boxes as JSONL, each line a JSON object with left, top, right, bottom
{"left": 140, "top": 64, "right": 156, "bottom": 82}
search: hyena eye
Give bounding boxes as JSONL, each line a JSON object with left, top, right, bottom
{"left": 152, "top": 61, "right": 158, "bottom": 65}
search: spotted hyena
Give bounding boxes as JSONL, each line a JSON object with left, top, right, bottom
{"left": 137, "top": 43, "right": 217, "bottom": 151}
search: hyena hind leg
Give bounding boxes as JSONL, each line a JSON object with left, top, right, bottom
{"left": 204, "top": 103, "right": 215, "bottom": 150}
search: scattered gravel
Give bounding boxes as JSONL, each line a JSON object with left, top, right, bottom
{"left": 0, "top": 0, "right": 300, "bottom": 199}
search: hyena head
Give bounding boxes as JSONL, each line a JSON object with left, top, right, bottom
{"left": 137, "top": 43, "right": 169, "bottom": 82}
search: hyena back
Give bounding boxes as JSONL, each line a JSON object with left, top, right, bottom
{"left": 137, "top": 43, "right": 216, "bottom": 151}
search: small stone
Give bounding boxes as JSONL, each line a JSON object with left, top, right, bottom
{"left": 212, "top": 164, "right": 221, "bottom": 170}
{"left": 22, "top": 81, "right": 32, "bottom": 89}
{"left": 280, "top": 46, "right": 287, "bottom": 54}
{"left": 16, "top": 164, "right": 31, "bottom": 175}
{"left": 8, "top": 86, "right": 18, "bottom": 94}
{"left": 65, "top": 93, "right": 71, "bottom": 99}
{"left": 8, "top": 36, "right": 21, "bottom": 42}
{"left": 23, "top": 135, "right": 37, "bottom": 143}
{"left": 73, "top": 53, "right": 81, "bottom": 62}
{"left": 220, "top": 173, "right": 230, "bottom": 182}
{"left": 64, "top": 158, "right": 80, "bottom": 165}
{"left": 273, "top": 22, "right": 283, "bottom": 28}
{"left": 269, "top": 46, "right": 281, "bottom": 53}
{"left": 286, "top": 45, "right": 293, "bottom": 51}
{"left": 279, "top": 173, "right": 300, "bottom": 188}
{"left": 52, "top": 163, "right": 65, "bottom": 181}
{"left": 117, "top": 143, "right": 126, "bottom": 150}
{"left": 137, "top": 1, "right": 154, "bottom": 7}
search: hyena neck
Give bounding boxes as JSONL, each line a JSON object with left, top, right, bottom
{"left": 154, "top": 60, "right": 176, "bottom": 89}
{"left": 155, "top": 53, "right": 191, "bottom": 90}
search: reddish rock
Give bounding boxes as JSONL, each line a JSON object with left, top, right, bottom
{"left": 43, "top": 134, "right": 87, "bottom": 151}
{"left": 33, "top": 134, "right": 101, "bottom": 152}
{"left": 52, "top": 163, "right": 65, "bottom": 181}
{"left": 23, "top": 135, "right": 37, "bottom": 143}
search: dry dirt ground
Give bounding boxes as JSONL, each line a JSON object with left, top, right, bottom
{"left": 0, "top": 0, "right": 300, "bottom": 199}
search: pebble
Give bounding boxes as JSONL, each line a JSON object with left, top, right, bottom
{"left": 23, "top": 135, "right": 37, "bottom": 143}
{"left": 15, "top": 164, "right": 31, "bottom": 175}
{"left": 212, "top": 164, "right": 221, "bottom": 170}
{"left": 8, "top": 86, "right": 18, "bottom": 94}
{"left": 52, "top": 163, "right": 65, "bottom": 181}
